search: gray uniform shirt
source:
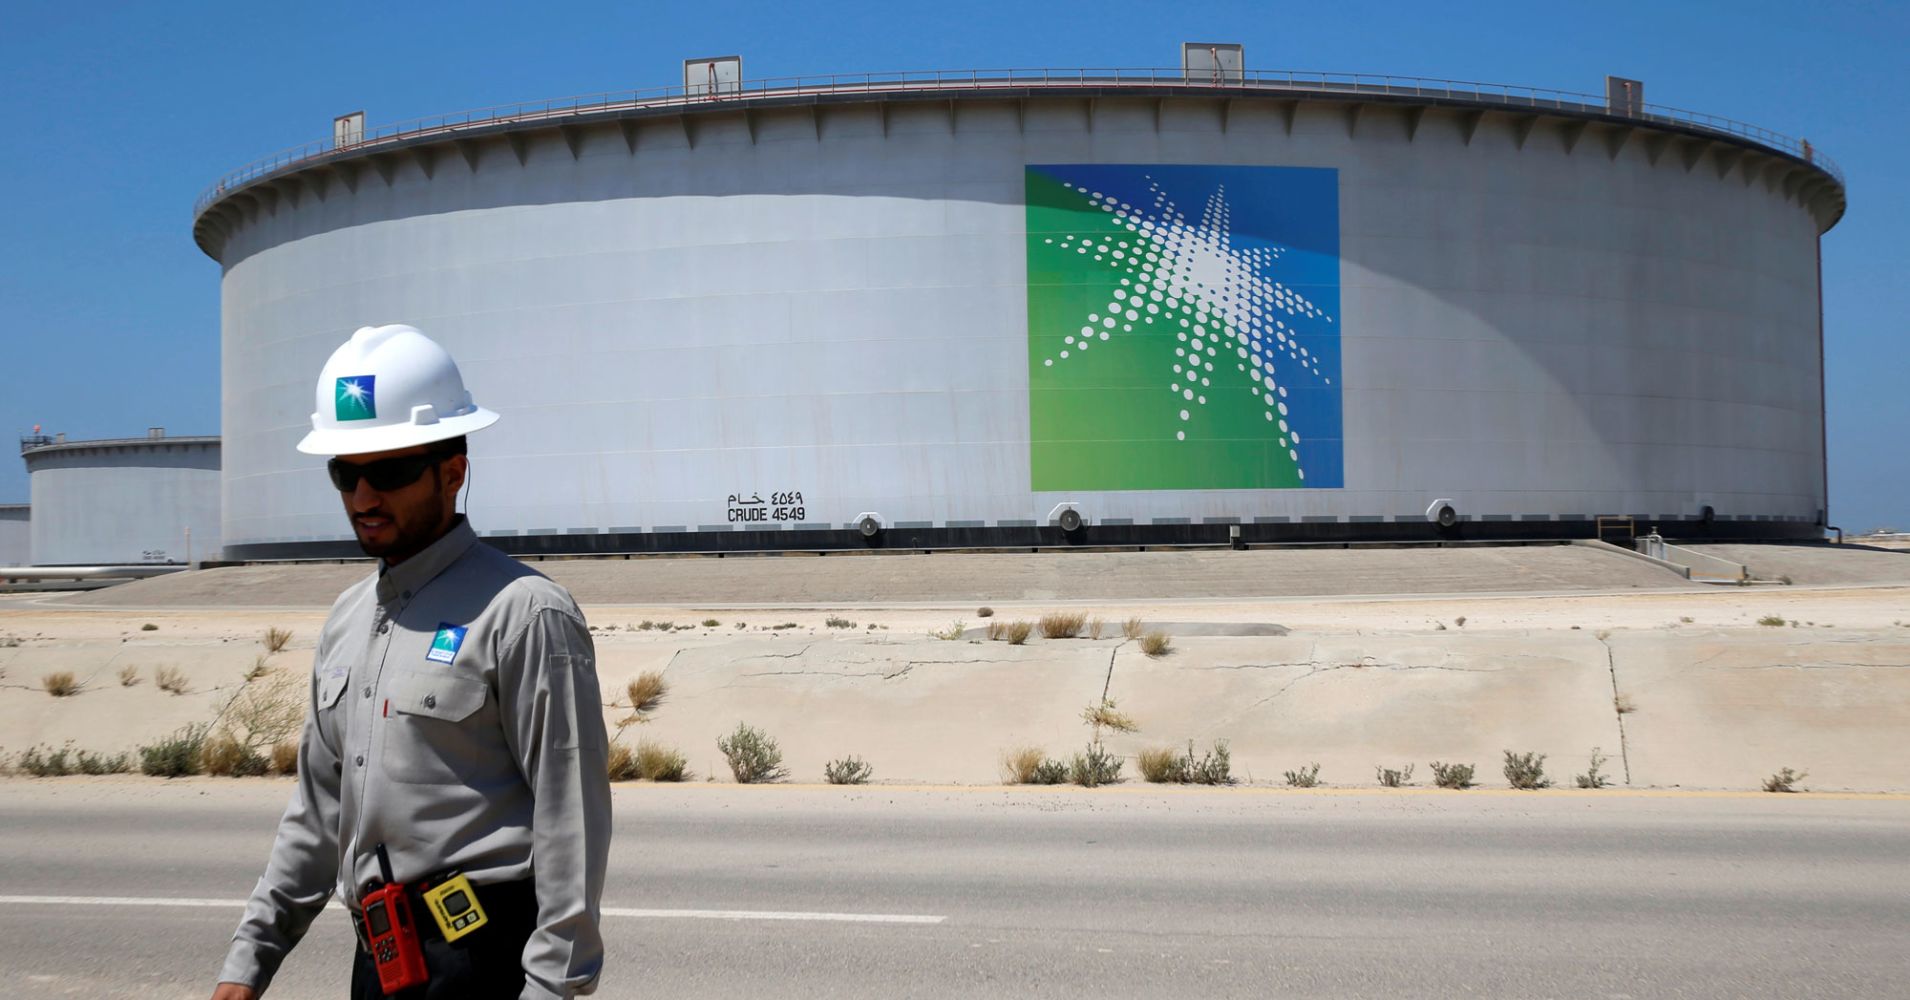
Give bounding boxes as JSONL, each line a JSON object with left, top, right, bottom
{"left": 220, "top": 519, "right": 611, "bottom": 998}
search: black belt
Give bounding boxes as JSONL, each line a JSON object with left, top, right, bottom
{"left": 351, "top": 876, "right": 535, "bottom": 952}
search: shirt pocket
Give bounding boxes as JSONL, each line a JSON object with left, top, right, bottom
{"left": 382, "top": 670, "right": 490, "bottom": 785}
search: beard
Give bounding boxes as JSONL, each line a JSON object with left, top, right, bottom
{"left": 349, "top": 476, "right": 452, "bottom": 564}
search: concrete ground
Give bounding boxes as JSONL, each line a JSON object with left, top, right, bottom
{"left": 2, "top": 780, "right": 1907, "bottom": 999}
{"left": 56, "top": 542, "right": 1711, "bottom": 609}
{"left": 3, "top": 542, "right": 1906, "bottom": 792}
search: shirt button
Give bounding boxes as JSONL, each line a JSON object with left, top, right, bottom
{"left": 354, "top": 755, "right": 364, "bottom": 766}
{"left": 402, "top": 590, "right": 412, "bottom": 601}
{"left": 423, "top": 694, "right": 437, "bottom": 709}
{"left": 377, "top": 621, "right": 390, "bottom": 634}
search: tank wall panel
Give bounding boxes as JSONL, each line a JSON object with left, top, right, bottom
{"left": 0, "top": 507, "right": 28, "bottom": 566}
{"left": 215, "top": 100, "right": 1827, "bottom": 548}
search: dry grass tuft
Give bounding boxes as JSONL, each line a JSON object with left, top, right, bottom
{"left": 1121, "top": 616, "right": 1145, "bottom": 640}
{"left": 42, "top": 672, "right": 80, "bottom": 697}
{"left": 270, "top": 741, "right": 300, "bottom": 776}
{"left": 624, "top": 672, "right": 668, "bottom": 718}
{"left": 928, "top": 619, "right": 966, "bottom": 641}
{"left": 201, "top": 734, "right": 268, "bottom": 777}
{"left": 1614, "top": 693, "right": 1637, "bottom": 715}
{"left": 1081, "top": 698, "right": 1139, "bottom": 736}
{"left": 262, "top": 627, "right": 292, "bottom": 653}
{"left": 1001, "top": 746, "right": 1045, "bottom": 785}
{"left": 118, "top": 665, "right": 140, "bottom": 687}
{"left": 1762, "top": 767, "right": 1806, "bottom": 793}
{"left": 155, "top": 666, "right": 189, "bottom": 695}
{"left": 1088, "top": 616, "right": 1106, "bottom": 640}
{"left": 1136, "top": 746, "right": 1180, "bottom": 783}
{"left": 1005, "top": 621, "right": 1033, "bottom": 645}
{"left": 243, "top": 655, "right": 273, "bottom": 682}
{"left": 636, "top": 740, "right": 690, "bottom": 781}
{"left": 1140, "top": 631, "right": 1172, "bottom": 657}
{"left": 1039, "top": 611, "right": 1088, "bottom": 639}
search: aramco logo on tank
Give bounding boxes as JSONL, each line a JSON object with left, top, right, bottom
{"left": 1026, "top": 164, "right": 1342, "bottom": 490}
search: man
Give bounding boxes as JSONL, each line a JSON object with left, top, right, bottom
{"left": 211, "top": 324, "right": 611, "bottom": 999}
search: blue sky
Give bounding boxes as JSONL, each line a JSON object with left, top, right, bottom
{"left": 1, "top": 0, "right": 1903, "bottom": 530}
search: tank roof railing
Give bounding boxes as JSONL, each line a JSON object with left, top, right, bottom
{"left": 195, "top": 66, "right": 1843, "bottom": 218}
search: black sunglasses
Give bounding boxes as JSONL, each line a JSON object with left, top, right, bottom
{"left": 327, "top": 451, "right": 445, "bottom": 492}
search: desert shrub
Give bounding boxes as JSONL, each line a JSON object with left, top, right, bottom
{"left": 824, "top": 756, "right": 874, "bottom": 785}
{"left": 1284, "top": 763, "right": 1323, "bottom": 788}
{"left": 1574, "top": 747, "right": 1612, "bottom": 789}
{"left": 985, "top": 619, "right": 1006, "bottom": 641}
{"left": 217, "top": 670, "right": 303, "bottom": 760}
{"left": 141, "top": 623, "right": 158, "bottom": 631}
{"left": 77, "top": 749, "right": 130, "bottom": 775}
{"left": 20, "top": 745, "right": 73, "bottom": 777}
{"left": 263, "top": 627, "right": 292, "bottom": 653}
{"left": 269, "top": 741, "right": 299, "bottom": 776}
{"left": 1180, "top": 741, "right": 1232, "bottom": 785}
{"left": 605, "top": 742, "right": 640, "bottom": 781}
{"left": 928, "top": 619, "right": 966, "bottom": 641}
{"left": 1140, "top": 631, "right": 1172, "bottom": 657}
{"left": 1001, "top": 746, "right": 1045, "bottom": 784}
{"left": 1068, "top": 744, "right": 1124, "bottom": 787}
{"left": 824, "top": 616, "right": 855, "bottom": 629}
{"left": 139, "top": 725, "right": 208, "bottom": 778}
{"left": 118, "top": 665, "right": 140, "bottom": 687}
{"left": 637, "top": 740, "right": 690, "bottom": 782}
{"left": 702, "top": 618, "right": 721, "bottom": 628}
{"left": 1137, "top": 746, "right": 1180, "bottom": 783}
{"left": 1039, "top": 611, "right": 1088, "bottom": 639}
{"left": 1030, "top": 759, "right": 1070, "bottom": 784}
{"left": 1763, "top": 767, "right": 1807, "bottom": 793}
{"left": 155, "top": 666, "right": 189, "bottom": 695}
{"left": 1376, "top": 764, "right": 1415, "bottom": 788}
{"left": 1005, "top": 621, "right": 1032, "bottom": 645}
{"left": 770, "top": 622, "right": 798, "bottom": 631}
{"left": 42, "top": 671, "right": 80, "bottom": 697}
{"left": 1614, "top": 694, "right": 1637, "bottom": 715}
{"left": 243, "top": 655, "right": 272, "bottom": 682}
{"left": 976, "top": 606, "right": 995, "bottom": 618}
{"left": 637, "top": 620, "right": 655, "bottom": 631}
{"left": 1122, "top": 616, "right": 1144, "bottom": 640}
{"left": 1454, "top": 616, "right": 1467, "bottom": 628}
{"left": 1430, "top": 761, "right": 1476, "bottom": 789}
{"left": 655, "top": 621, "right": 675, "bottom": 631}
{"left": 1502, "top": 750, "right": 1552, "bottom": 789}
{"left": 1757, "top": 615, "right": 1786, "bottom": 627}
{"left": 718, "top": 723, "right": 788, "bottom": 783}
{"left": 201, "top": 734, "right": 269, "bottom": 777}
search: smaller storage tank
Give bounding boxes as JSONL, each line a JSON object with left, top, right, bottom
{"left": 20, "top": 430, "right": 220, "bottom": 565}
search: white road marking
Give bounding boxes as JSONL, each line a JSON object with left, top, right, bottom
{"left": 0, "top": 895, "right": 944, "bottom": 925}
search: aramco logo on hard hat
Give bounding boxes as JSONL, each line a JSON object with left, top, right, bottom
{"left": 335, "top": 376, "right": 377, "bottom": 421}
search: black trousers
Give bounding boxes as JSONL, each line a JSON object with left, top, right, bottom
{"left": 350, "top": 878, "right": 538, "bottom": 1000}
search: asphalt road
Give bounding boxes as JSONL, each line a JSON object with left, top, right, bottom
{"left": 2, "top": 780, "right": 1907, "bottom": 999}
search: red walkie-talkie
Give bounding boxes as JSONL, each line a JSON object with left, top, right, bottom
{"left": 362, "top": 844, "right": 428, "bottom": 995}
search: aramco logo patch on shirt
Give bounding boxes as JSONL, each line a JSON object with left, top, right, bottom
{"left": 426, "top": 623, "right": 468, "bottom": 664}
{"left": 335, "top": 376, "right": 377, "bottom": 421}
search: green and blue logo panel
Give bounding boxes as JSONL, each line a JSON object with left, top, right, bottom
{"left": 426, "top": 623, "right": 467, "bottom": 664}
{"left": 335, "top": 376, "right": 377, "bottom": 421}
{"left": 1026, "top": 164, "right": 1342, "bottom": 491}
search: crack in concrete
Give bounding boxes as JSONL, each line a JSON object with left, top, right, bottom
{"left": 1241, "top": 650, "right": 1495, "bottom": 712}
{"left": 1599, "top": 636, "right": 1633, "bottom": 786}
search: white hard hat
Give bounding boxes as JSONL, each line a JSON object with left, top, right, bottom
{"left": 295, "top": 324, "right": 499, "bottom": 456}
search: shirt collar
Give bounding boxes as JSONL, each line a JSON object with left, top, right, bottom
{"left": 376, "top": 516, "right": 478, "bottom": 605}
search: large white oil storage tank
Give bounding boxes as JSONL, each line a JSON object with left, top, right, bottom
{"left": 20, "top": 431, "right": 221, "bottom": 565}
{"left": 193, "top": 53, "right": 1844, "bottom": 559}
